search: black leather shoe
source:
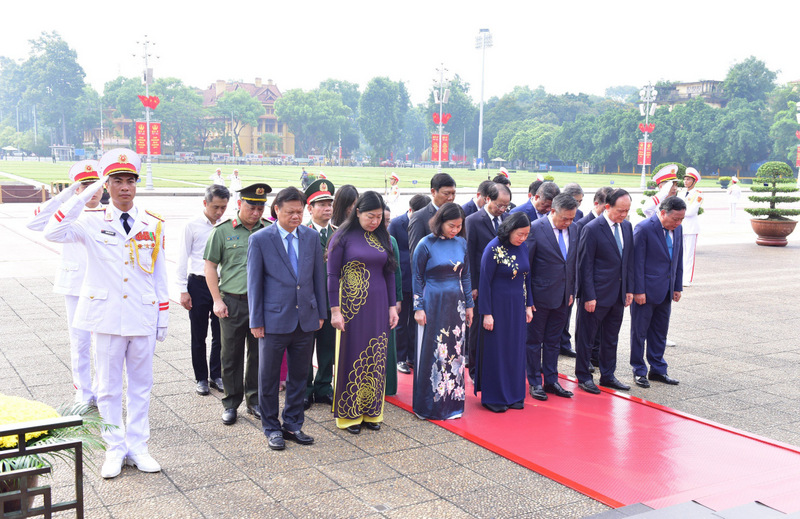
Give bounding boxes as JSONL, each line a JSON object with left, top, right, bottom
{"left": 634, "top": 376, "right": 651, "bottom": 388}
{"left": 303, "top": 396, "right": 312, "bottom": 410}
{"left": 267, "top": 432, "right": 285, "bottom": 450}
{"left": 210, "top": 378, "right": 224, "bottom": 392}
{"left": 246, "top": 405, "right": 262, "bottom": 419}
{"left": 315, "top": 394, "right": 333, "bottom": 406}
{"left": 222, "top": 408, "right": 237, "bottom": 425}
{"left": 648, "top": 372, "right": 679, "bottom": 385}
{"left": 364, "top": 422, "right": 381, "bottom": 431}
{"left": 529, "top": 385, "right": 548, "bottom": 401}
{"left": 578, "top": 380, "right": 601, "bottom": 394}
{"left": 560, "top": 348, "right": 578, "bottom": 358}
{"left": 508, "top": 401, "right": 524, "bottom": 410}
{"left": 543, "top": 382, "right": 573, "bottom": 398}
{"left": 346, "top": 424, "right": 361, "bottom": 434}
{"left": 397, "top": 361, "right": 411, "bottom": 374}
{"left": 481, "top": 403, "right": 508, "bottom": 413}
{"left": 599, "top": 377, "right": 631, "bottom": 391}
{"left": 283, "top": 428, "right": 314, "bottom": 445}
{"left": 195, "top": 380, "right": 209, "bottom": 396}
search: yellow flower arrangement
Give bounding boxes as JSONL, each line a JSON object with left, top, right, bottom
{"left": 0, "top": 394, "right": 60, "bottom": 448}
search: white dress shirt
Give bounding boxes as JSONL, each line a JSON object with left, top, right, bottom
{"left": 547, "top": 214, "right": 569, "bottom": 254}
{"left": 176, "top": 214, "right": 219, "bottom": 292}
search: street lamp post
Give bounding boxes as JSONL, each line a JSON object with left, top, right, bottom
{"left": 434, "top": 64, "right": 449, "bottom": 172}
{"left": 638, "top": 83, "right": 658, "bottom": 189}
{"left": 135, "top": 36, "right": 156, "bottom": 190}
{"left": 475, "top": 29, "right": 492, "bottom": 170}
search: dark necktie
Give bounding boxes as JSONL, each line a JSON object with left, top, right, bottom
{"left": 492, "top": 216, "right": 499, "bottom": 233}
{"left": 664, "top": 228, "right": 673, "bottom": 259}
{"left": 121, "top": 212, "right": 131, "bottom": 234}
{"left": 558, "top": 229, "right": 568, "bottom": 261}
{"left": 286, "top": 233, "right": 298, "bottom": 276}
{"left": 320, "top": 226, "right": 328, "bottom": 245}
{"left": 613, "top": 223, "right": 623, "bottom": 256}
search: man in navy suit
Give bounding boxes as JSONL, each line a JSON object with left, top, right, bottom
{"left": 389, "top": 193, "right": 430, "bottom": 374}
{"left": 510, "top": 180, "right": 557, "bottom": 222}
{"left": 526, "top": 193, "right": 580, "bottom": 400}
{"left": 630, "top": 196, "right": 685, "bottom": 388}
{"left": 462, "top": 180, "right": 493, "bottom": 218}
{"left": 408, "top": 173, "right": 456, "bottom": 255}
{"left": 247, "top": 187, "right": 328, "bottom": 451}
{"left": 465, "top": 182, "right": 511, "bottom": 380}
{"left": 575, "top": 189, "right": 635, "bottom": 394}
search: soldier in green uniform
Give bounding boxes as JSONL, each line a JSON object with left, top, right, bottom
{"left": 204, "top": 183, "right": 272, "bottom": 425}
{"left": 303, "top": 179, "right": 337, "bottom": 409}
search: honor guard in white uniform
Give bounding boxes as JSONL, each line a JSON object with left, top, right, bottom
{"left": 643, "top": 165, "right": 679, "bottom": 218}
{"left": 229, "top": 169, "right": 242, "bottom": 203}
{"left": 27, "top": 160, "right": 103, "bottom": 406}
{"left": 44, "top": 148, "right": 169, "bottom": 479}
{"left": 211, "top": 167, "right": 226, "bottom": 186}
{"left": 680, "top": 168, "right": 703, "bottom": 286}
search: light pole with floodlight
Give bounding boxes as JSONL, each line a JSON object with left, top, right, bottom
{"left": 434, "top": 64, "right": 450, "bottom": 172}
{"left": 638, "top": 83, "right": 658, "bottom": 189}
{"left": 475, "top": 28, "right": 492, "bottom": 170}
{"left": 134, "top": 36, "right": 157, "bottom": 190}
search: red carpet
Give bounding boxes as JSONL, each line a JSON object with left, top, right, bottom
{"left": 386, "top": 373, "right": 800, "bottom": 513}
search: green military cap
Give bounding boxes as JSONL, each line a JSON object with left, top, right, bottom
{"left": 304, "top": 178, "right": 336, "bottom": 204}
{"left": 238, "top": 183, "right": 272, "bottom": 205}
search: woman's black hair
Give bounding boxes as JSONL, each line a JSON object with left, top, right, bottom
{"left": 331, "top": 184, "right": 359, "bottom": 227}
{"left": 429, "top": 202, "right": 466, "bottom": 239}
{"left": 330, "top": 191, "right": 398, "bottom": 275}
{"left": 497, "top": 211, "right": 530, "bottom": 246}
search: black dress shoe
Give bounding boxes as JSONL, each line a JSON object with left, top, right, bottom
{"left": 222, "top": 408, "right": 237, "bottom": 425}
{"left": 346, "top": 424, "right": 361, "bottom": 434}
{"left": 543, "top": 382, "right": 573, "bottom": 398}
{"left": 195, "top": 380, "right": 210, "bottom": 396}
{"left": 364, "top": 422, "right": 381, "bottom": 431}
{"left": 267, "top": 432, "right": 285, "bottom": 450}
{"left": 529, "top": 385, "right": 548, "bottom": 401}
{"left": 397, "top": 361, "right": 411, "bottom": 374}
{"left": 246, "top": 405, "right": 262, "bottom": 419}
{"left": 634, "top": 376, "right": 651, "bottom": 388}
{"left": 578, "top": 380, "right": 601, "bottom": 394}
{"left": 560, "top": 348, "right": 578, "bottom": 358}
{"left": 315, "top": 394, "right": 334, "bottom": 406}
{"left": 303, "top": 396, "right": 312, "bottom": 410}
{"left": 482, "top": 403, "right": 509, "bottom": 413}
{"left": 508, "top": 401, "right": 524, "bottom": 410}
{"left": 648, "top": 372, "right": 679, "bottom": 385}
{"left": 283, "top": 428, "right": 314, "bottom": 445}
{"left": 599, "top": 377, "right": 631, "bottom": 391}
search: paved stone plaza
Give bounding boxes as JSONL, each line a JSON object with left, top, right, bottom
{"left": 1, "top": 185, "right": 798, "bottom": 518}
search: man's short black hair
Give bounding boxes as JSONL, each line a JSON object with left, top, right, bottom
{"left": 205, "top": 184, "right": 230, "bottom": 203}
{"left": 431, "top": 173, "right": 456, "bottom": 191}
{"left": 551, "top": 192, "right": 579, "bottom": 212}
{"left": 408, "top": 194, "right": 431, "bottom": 212}
{"left": 606, "top": 188, "right": 631, "bottom": 207}
{"left": 528, "top": 180, "right": 543, "bottom": 196}
{"left": 274, "top": 186, "right": 306, "bottom": 208}
{"left": 535, "top": 182, "right": 560, "bottom": 201}
{"left": 593, "top": 186, "right": 614, "bottom": 205}
{"left": 492, "top": 175, "right": 511, "bottom": 186}
{"left": 660, "top": 195, "right": 687, "bottom": 213}
{"left": 477, "top": 180, "right": 494, "bottom": 198}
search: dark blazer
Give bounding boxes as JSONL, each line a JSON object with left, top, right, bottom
{"left": 509, "top": 198, "right": 538, "bottom": 221}
{"left": 407, "top": 202, "right": 437, "bottom": 255}
{"left": 247, "top": 224, "right": 328, "bottom": 334}
{"left": 388, "top": 212, "right": 412, "bottom": 293}
{"left": 465, "top": 209, "right": 505, "bottom": 291}
{"left": 528, "top": 217, "right": 579, "bottom": 309}
{"left": 462, "top": 198, "right": 479, "bottom": 218}
{"left": 577, "top": 215, "right": 634, "bottom": 307}
{"left": 575, "top": 208, "right": 584, "bottom": 221}
{"left": 632, "top": 215, "right": 683, "bottom": 302}
{"left": 575, "top": 210, "right": 597, "bottom": 233}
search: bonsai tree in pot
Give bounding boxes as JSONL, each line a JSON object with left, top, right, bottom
{"left": 744, "top": 161, "right": 800, "bottom": 246}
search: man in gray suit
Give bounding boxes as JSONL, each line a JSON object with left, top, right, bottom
{"left": 247, "top": 187, "right": 328, "bottom": 451}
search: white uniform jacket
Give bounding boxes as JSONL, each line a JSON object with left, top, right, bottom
{"left": 43, "top": 181, "right": 169, "bottom": 336}
{"left": 680, "top": 188, "right": 703, "bottom": 235}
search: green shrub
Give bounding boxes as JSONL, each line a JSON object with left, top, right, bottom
{"left": 543, "top": 174, "right": 555, "bottom": 182}
{"left": 744, "top": 161, "right": 800, "bottom": 220}
{"left": 718, "top": 176, "right": 732, "bottom": 183}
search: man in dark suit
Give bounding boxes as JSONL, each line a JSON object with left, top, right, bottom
{"left": 389, "top": 193, "right": 431, "bottom": 374}
{"left": 247, "top": 187, "right": 328, "bottom": 451}
{"left": 465, "top": 182, "right": 511, "bottom": 380}
{"left": 630, "top": 196, "right": 685, "bottom": 388}
{"left": 462, "top": 180, "right": 493, "bottom": 217}
{"left": 574, "top": 188, "right": 635, "bottom": 394}
{"left": 565, "top": 186, "right": 614, "bottom": 368}
{"left": 408, "top": 173, "right": 457, "bottom": 255}
{"left": 562, "top": 183, "right": 585, "bottom": 222}
{"left": 509, "top": 179, "right": 547, "bottom": 220}
{"left": 526, "top": 193, "right": 580, "bottom": 401}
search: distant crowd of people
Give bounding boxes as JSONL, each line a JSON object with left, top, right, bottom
{"left": 27, "top": 151, "right": 702, "bottom": 478}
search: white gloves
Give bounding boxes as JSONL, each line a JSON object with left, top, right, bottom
{"left": 156, "top": 327, "right": 168, "bottom": 342}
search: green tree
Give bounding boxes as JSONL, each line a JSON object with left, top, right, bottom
{"left": 275, "top": 88, "right": 352, "bottom": 156}
{"left": 710, "top": 98, "right": 770, "bottom": 170}
{"left": 150, "top": 77, "right": 204, "bottom": 152}
{"left": 73, "top": 85, "right": 103, "bottom": 150}
{"left": 400, "top": 104, "right": 428, "bottom": 161}
{"left": 425, "top": 74, "right": 477, "bottom": 156}
{"left": 318, "top": 79, "right": 360, "bottom": 154}
{"left": 508, "top": 122, "right": 559, "bottom": 165}
{"left": 215, "top": 89, "right": 264, "bottom": 156}
{"left": 21, "top": 32, "right": 86, "bottom": 145}
{"left": 605, "top": 85, "right": 639, "bottom": 103}
{"left": 359, "top": 77, "right": 407, "bottom": 161}
{"left": 195, "top": 107, "right": 224, "bottom": 155}
{"left": 103, "top": 76, "right": 145, "bottom": 139}
{"left": 769, "top": 101, "right": 799, "bottom": 163}
{"left": 722, "top": 56, "right": 777, "bottom": 103}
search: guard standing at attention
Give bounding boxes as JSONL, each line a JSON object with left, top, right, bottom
{"left": 44, "top": 148, "right": 169, "bottom": 479}
{"left": 680, "top": 167, "right": 703, "bottom": 286}
{"left": 204, "top": 183, "right": 272, "bottom": 426}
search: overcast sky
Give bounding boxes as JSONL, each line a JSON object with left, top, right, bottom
{"left": 3, "top": 0, "right": 798, "bottom": 105}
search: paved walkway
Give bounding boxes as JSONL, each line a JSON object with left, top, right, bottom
{"left": 1, "top": 188, "right": 798, "bottom": 518}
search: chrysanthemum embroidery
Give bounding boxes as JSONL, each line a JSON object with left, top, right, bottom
{"left": 493, "top": 245, "right": 519, "bottom": 278}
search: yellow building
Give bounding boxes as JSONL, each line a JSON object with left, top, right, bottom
{"left": 200, "top": 78, "right": 295, "bottom": 157}
{"left": 660, "top": 80, "right": 727, "bottom": 110}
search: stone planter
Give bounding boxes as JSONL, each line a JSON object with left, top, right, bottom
{"left": 750, "top": 218, "right": 798, "bottom": 247}
{"left": 719, "top": 181, "right": 730, "bottom": 189}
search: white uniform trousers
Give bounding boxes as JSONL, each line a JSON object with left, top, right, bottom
{"left": 683, "top": 234, "right": 698, "bottom": 284}
{"left": 94, "top": 333, "right": 155, "bottom": 458}
{"left": 64, "top": 295, "right": 96, "bottom": 404}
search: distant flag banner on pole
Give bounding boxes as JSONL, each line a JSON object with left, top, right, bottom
{"left": 135, "top": 121, "right": 147, "bottom": 155}
{"left": 637, "top": 141, "right": 652, "bottom": 166}
{"left": 431, "top": 134, "right": 450, "bottom": 162}
{"left": 796, "top": 144, "right": 800, "bottom": 167}
{"left": 150, "top": 122, "right": 161, "bottom": 155}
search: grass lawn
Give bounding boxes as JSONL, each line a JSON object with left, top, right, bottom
{"left": 0, "top": 160, "right": 647, "bottom": 190}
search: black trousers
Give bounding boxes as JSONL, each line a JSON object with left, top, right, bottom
{"left": 527, "top": 304, "right": 570, "bottom": 386}
{"left": 259, "top": 324, "right": 315, "bottom": 435}
{"left": 187, "top": 274, "right": 221, "bottom": 382}
{"left": 575, "top": 300, "right": 624, "bottom": 384}
{"left": 395, "top": 291, "right": 416, "bottom": 365}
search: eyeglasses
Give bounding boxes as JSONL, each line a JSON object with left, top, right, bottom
{"left": 494, "top": 203, "right": 509, "bottom": 210}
